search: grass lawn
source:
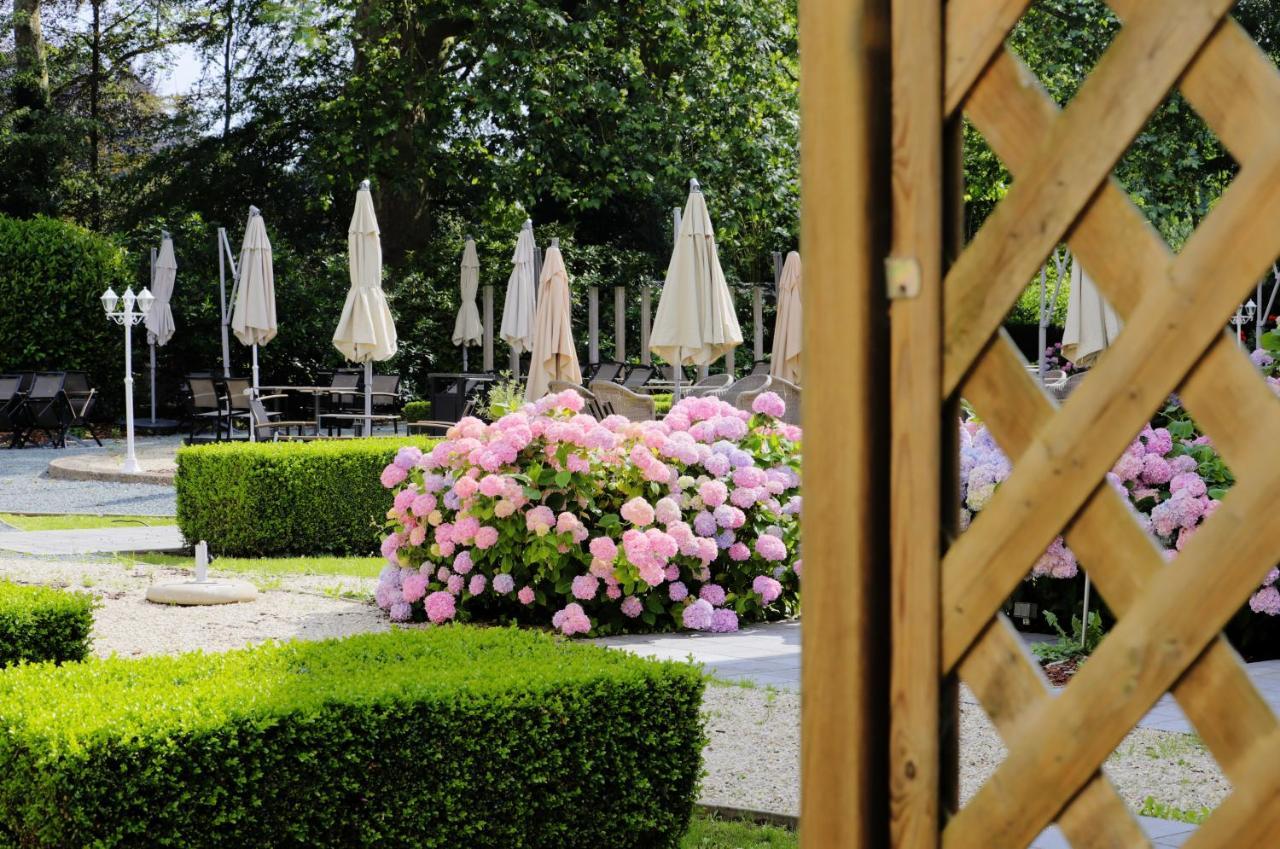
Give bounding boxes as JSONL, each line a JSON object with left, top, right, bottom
{"left": 681, "top": 814, "right": 796, "bottom": 849}
{"left": 117, "top": 552, "right": 385, "bottom": 579}
{"left": 0, "top": 513, "right": 175, "bottom": 531}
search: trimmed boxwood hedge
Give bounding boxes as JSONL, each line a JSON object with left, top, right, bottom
{"left": 0, "top": 581, "right": 95, "bottom": 666}
{"left": 0, "top": 627, "right": 705, "bottom": 849}
{"left": 176, "top": 437, "right": 438, "bottom": 556}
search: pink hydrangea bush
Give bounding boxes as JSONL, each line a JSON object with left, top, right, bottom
{"left": 373, "top": 389, "right": 801, "bottom": 636}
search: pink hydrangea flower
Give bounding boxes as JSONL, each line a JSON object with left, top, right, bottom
{"left": 699, "top": 583, "right": 726, "bottom": 605}
{"left": 669, "top": 581, "right": 689, "bottom": 601}
{"left": 752, "top": 575, "right": 783, "bottom": 605}
{"left": 654, "top": 497, "right": 682, "bottom": 526}
{"left": 447, "top": 574, "right": 465, "bottom": 595}
{"left": 572, "top": 574, "right": 599, "bottom": 601}
{"left": 589, "top": 536, "right": 618, "bottom": 563}
{"left": 526, "top": 505, "right": 556, "bottom": 535}
{"left": 1252, "top": 586, "right": 1280, "bottom": 616}
{"left": 425, "top": 591, "right": 456, "bottom": 624}
{"left": 469, "top": 574, "right": 487, "bottom": 596}
{"left": 698, "top": 480, "right": 728, "bottom": 508}
{"left": 621, "top": 595, "right": 643, "bottom": 618}
{"left": 394, "top": 446, "right": 423, "bottom": 470}
{"left": 709, "top": 608, "right": 739, "bottom": 633}
{"left": 552, "top": 603, "right": 592, "bottom": 636}
{"left": 381, "top": 463, "right": 408, "bottom": 488}
{"left": 682, "top": 599, "right": 714, "bottom": 630}
{"left": 751, "top": 391, "right": 786, "bottom": 418}
{"left": 755, "top": 533, "right": 787, "bottom": 562}
{"left": 474, "top": 526, "right": 500, "bottom": 549}
{"left": 401, "top": 573, "right": 428, "bottom": 603}
{"left": 492, "top": 573, "right": 515, "bottom": 594}
{"left": 411, "top": 494, "right": 437, "bottom": 517}
{"left": 621, "top": 497, "right": 656, "bottom": 527}
{"left": 453, "top": 550, "right": 474, "bottom": 575}
{"left": 479, "top": 474, "right": 507, "bottom": 497}
{"left": 517, "top": 586, "right": 536, "bottom": 605}
{"left": 728, "top": 542, "right": 751, "bottom": 562}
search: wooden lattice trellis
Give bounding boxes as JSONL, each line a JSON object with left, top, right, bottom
{"left": 887, "top": 1, "right": 1280, "bottom": 848}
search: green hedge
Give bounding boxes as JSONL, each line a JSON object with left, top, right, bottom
{"left": 176, "top": 437, "right": 438, "bottom": 556}
{"left": 402, "top": 399, "right": 431, "bottom": 422}
{"left": 0, "top": 581, "right": 95, "bottom": 666}
{"left": 0, "top": 215, "right": 132, "bottom": 414}
{"left": 0, "top": 627, "right": 705, "bottom": 849}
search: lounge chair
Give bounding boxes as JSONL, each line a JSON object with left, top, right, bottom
{"left": 0, "top": 375, "right": 26, "bottom": 448}
{"left": 61, "top": 371, "right": 101, "bottom": 446}
{"left": 19, "top": 372, "right": 72, "bottom": 447}
{"left": 583, "top": 361, "right": 626, "bottom": 384}
{"left": 621, "top": 364, "right": 656, "bottom": 390}
{"left": 590, "top": 380, "right": 657, "bottom": 421}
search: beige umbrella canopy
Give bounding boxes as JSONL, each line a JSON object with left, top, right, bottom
{"left": 649, "top": 180, "right": 743, "bottom": 386}
{"left": 1061, "top": 255, "right": 1122, "bottom": 369}
{"left": 333, "top": 180, "right": 398, "bottom": 422}
{"left": 525, "top": 241, "right": 581, "bottom": 401}
{"left": 144, "top": 232, "right": 177, "bottom": 422}
{"left": 500, "top": 221, "right": 538, "bottom": 359}
{"left": 230, "top": 206, "right": 277, "bottom": 389}
{"left": 770, "top": 251, "right": 802, "bottom": 383}
{"left": 453, "top": 237, "right": 483, "bottom": 369}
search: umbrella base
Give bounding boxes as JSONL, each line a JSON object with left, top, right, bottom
{"left": 120, "top": 417, "right": 181, "bottom": 434}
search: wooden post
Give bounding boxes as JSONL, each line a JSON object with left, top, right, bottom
{"left": 588, "top": 286, "right": 600, "bottom": 365}
{"left": 482, "top": 285, "right": 494, "bottom": 372}
{"left": 887, "top": 0, "right": 942, "bottom": 840}
{"left": 640, "top": 285, "right": 652, "bottom": 365}
{"left": 614, "top": 286, "right": 626, "bottom": 363}
{"left": 752, "top": 285, "right": 765, "bottom": 362}
{"left": 800, "top": 1, "right": 892, "bottom": 849}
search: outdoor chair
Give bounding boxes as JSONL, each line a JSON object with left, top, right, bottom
{"left": 0, "top": 375, "right": 26, "bottom": 448}
{"left": 370, "top": 374, "right": 404, "bottom": 432}
{"left": 583, "top": 361, "right": 625, "bottom": 384}
{"left": 248, "top": 395, "right": 319, "bottom": 441}
{"left": 549, "top": 379, "right": 606, "bottom": 419}
{"left": 590, "top": 380, "right": 657, "bottom": 421}
{"left": 184, "top": 375, "right": 227, "bottom": 442}
{"left": 61, "top": 371, "right": 102, "bottom": 446}
{"left": 219, "top": 377, "right": 254, "bottom": 438}
{"left": 748, "top": 360, "right": 771, "bottom": 376}
{"left": 325, "top": 371, "right": 362, "bottom": 414}
{"left": 684, "top": 373, "right": 733, "bottom": 397}
{"left": 738, "top": 376, "right": 802, "bottom": 425}
{"left": 621, "top": 364, "right": 656, "bottom": 390}
{"left": 18, "top": 372, "right": 72, "bottom": 447}
{"left": 708, "top": 373, "right": 772, "bottom": 407}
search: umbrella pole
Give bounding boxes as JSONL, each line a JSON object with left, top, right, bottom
{"left": 1080, "top": 572, "right": 1092, "bottom": 647}
{"left": 1037, "top": 263, "right": 1048, "bottom": 386}
{"left": 150, "top": 341, "right": 157, "bottom": 422}
{"left": 673, "top": 347, "right": 681, "bottom": 402}
{"left": 462, "top": 346, "right": 468, "bottom": 372}
{"left": 363, "top": 361, "right": 373, "bottom": 435}
{"left": 218, "top": 228, "right": 232, "bottom": 378}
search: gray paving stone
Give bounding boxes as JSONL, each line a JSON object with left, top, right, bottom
{"left": 0, "top": 525, "right": 184, "bottom": 555}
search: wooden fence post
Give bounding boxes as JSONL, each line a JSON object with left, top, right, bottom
{"left": 800, "top": 1, "right": 893, "bottom": 848}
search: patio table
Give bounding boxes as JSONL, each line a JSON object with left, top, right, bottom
{"left": 257, "top": 385, "right": 352, "bottom": 427}
{"left": 317, "top": 413, "right": 401, "bottom": 437}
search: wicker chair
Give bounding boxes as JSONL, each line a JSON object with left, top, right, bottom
{"left": 708, "top": 373, "right": 772, "bottom": 406}
{"left": 548, "top": 380, "right": 606, "bottom": 419}
{"left": 590, "top": 380, "right": 657, "bottom": 421}
{"left": 738, "top": 376, "right": 802, "bottom": 425}
{"left": 684, "top": 373, "right": 733, "bottom": 397}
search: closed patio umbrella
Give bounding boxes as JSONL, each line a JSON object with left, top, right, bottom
{"left": 333, "top": 180, "right": 398, "bottom": 429}
{"left": 453, "top": 237, "right": 483, "bottom": 370}
{"left": 229, "top": 206, "right": 277, "bottom": 391}
{"left": 500, "top": 220, "right": 538, "bottom": 373}
{"left": 1061, "top": 255, "right": 1122, "bottom": 369}
{"left": 770, "top": 251, "right": 802, "bottom": 383}
{"left": 525, "top": 240, "right": 581, "bottom": 401}
{"left": 649, "top": 179, "right": 743, "bottom": 398}
{"left": 144, "top": 231, "right": 177, "bottom": 423}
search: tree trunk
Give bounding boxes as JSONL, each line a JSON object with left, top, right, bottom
{"left": 222, "top": 0, "right": 234, "bottom": 136}
{"left": 12, "top": 0, "right": 49, "bottom": 109}
{"left": 89, "top": 0, "right": 103, "bottom": 228}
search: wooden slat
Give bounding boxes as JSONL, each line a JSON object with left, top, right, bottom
{"left": 798, "top": 0, "right": 892, "bottom": 845}
{"left": 941, "top": 0, "right": 1234, "bottom": 395}
{"left": 945, "top": 450, "right": 1280, "bottom": 848}
{"left": 1181, "top": 729, "right": 1280, "bottom": 847}
{"left": 943, "top": 145, "right": 1280, "bottom": 672}
{"left": 888, "top": 0, "right": 942, "bottom": 841}
{"left": 965, "top": 336, "right": 1278, "bottom": 786}
{"left": 942, "top": 0, "right": 1029, "bottom": 115}
{"left": 959, "top": 614, "right": 1148, "bottom": 848}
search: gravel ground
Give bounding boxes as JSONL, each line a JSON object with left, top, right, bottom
{"left": 0, "top": 437, "right": 179, "bottom": 515}
{"left": 0, "top": 553, "right": 1230, "bottom": 820}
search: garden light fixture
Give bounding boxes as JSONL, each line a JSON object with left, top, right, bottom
{"left": 101, "top": 285, "right": 154, "bottom": 474}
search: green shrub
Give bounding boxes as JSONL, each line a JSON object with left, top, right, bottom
{"left": 402, "top": 399, "right": 431, "bottom": 421}
{"left": 176, "top": 437, "right": 438, "bottom": 556}
{"left": 0, "top": 581, "right": 95, "bottom": 666}
{"left": 0, "top": 215, "right": 132, "bottom": 413}
{"left": 0, "top": 627, "right": 705, "bottom": 849}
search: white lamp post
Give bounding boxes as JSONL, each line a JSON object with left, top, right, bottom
{"left": 101, "top": 285, "right": 154, "bottom": 473}
{"left": 1232, "top": 299, "right": 1257, "bottom": 350}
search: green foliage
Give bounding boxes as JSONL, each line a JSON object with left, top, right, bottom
{"left": 0, "top": 627, "right": 705, "bottom": 849}
{"left": 401, "top": 400, "right": 431, "bottom": 422}
{"left": 0, "top": 214, "right": 132, "bottom": 411}
{"left": 0, "top": 581, "right": 96, "bottom": 666}
{"left": 681, "top": 814, "right": 796, "bottom": 849}
{"left": 1137, "top": 797, "right": 1211, "bottom": 825}
{"left": 176, "top": 437, "right": 438, "bottom": 556}
{"left": 484, "top": 373, "right": 526, "bottom": 420}
{"left": 1031, "top": 609, "right": 1105, "bottom": 665}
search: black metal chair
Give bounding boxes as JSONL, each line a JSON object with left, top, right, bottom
{"left": 61, "top": 371, "right": 102, "bottom": 446}
{"left": 0, "top": 375, "right": 26, "bottom": 448}
{"left": 19, "top": 372, "right": 72, "bottom": 447}
{"left": 184, "top": 375, "right": 227, "bottom": 442}
{"left": 583, "top": 361, "right": 626, "bottom": 384}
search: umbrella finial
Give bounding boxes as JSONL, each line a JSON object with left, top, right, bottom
{"left": 466, "top": 233, "right": 474, "bottom": 243}
{"left": 248, "top": 205, "right": 260, "bottom": 217}
{"left": 550, "top": 236, "right": 560, "bottom": 248}
{"left": 689, "top": 177, "right": 701, "bottom": 193}
{"left": 161, "top": 230, "right": 170, "bottom": 240}
{"left": 359, "top": 179, "right": 371, "bottom": 191}
{"left": 523, "top": 218, "right": 532, "bottom": 230}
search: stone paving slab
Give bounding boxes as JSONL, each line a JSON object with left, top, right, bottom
{"left": 0, "top": 437, "right": 179, "bottom": 515}
{"left": 1032, "top": 816, "right": 1197, "bottom": 848}
{"left": 0, "top": 525, "right": 184, "bottom": 555}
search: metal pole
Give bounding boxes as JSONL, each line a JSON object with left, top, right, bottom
{"left": 483, "top": 285, "right": 494, "bottom": 371}
{"left": 671, "top": 208, "right": 681, "bottom": 384}
{"left": 588, "top": 286, "right": 600, "bottom": 365}
{"left": 640, "top": 286, "right": 652, "bottom": 366}
{"left": 122, "top": 304, "right": 138, "bottom": 473}
{"left": 364, "top": 360, "right": 373, "bottom": 435}
{"left": 1080, "top": 573, "right": 1092, "bottom": 647}
{"left": 614, "top": 285, "right": 626, "bottom": 363}
{"left": 752, "top": 285, "right": 764, "bottom": 362}
{"left": 1038, "top": 262, "right": 1048, "bottom": 385}
{"left": 217, "top": 228, "right": 231, "bottom": 378}
{"left": 462, "top": 347, "right": 468, "bottom": 372}
{"left": 1257, "top": 281, "right": 1265, "bottom": 349}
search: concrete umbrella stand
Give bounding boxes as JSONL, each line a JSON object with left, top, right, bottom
{"left": 145, "top": 541, "right": 257, "bottom": 606}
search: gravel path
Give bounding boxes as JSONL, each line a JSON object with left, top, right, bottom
{"left": 0, "top": 554, "right": 1230, "bottom": 821}
{"left": 0, "top": 438, "right": 179, "bottom": 516}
